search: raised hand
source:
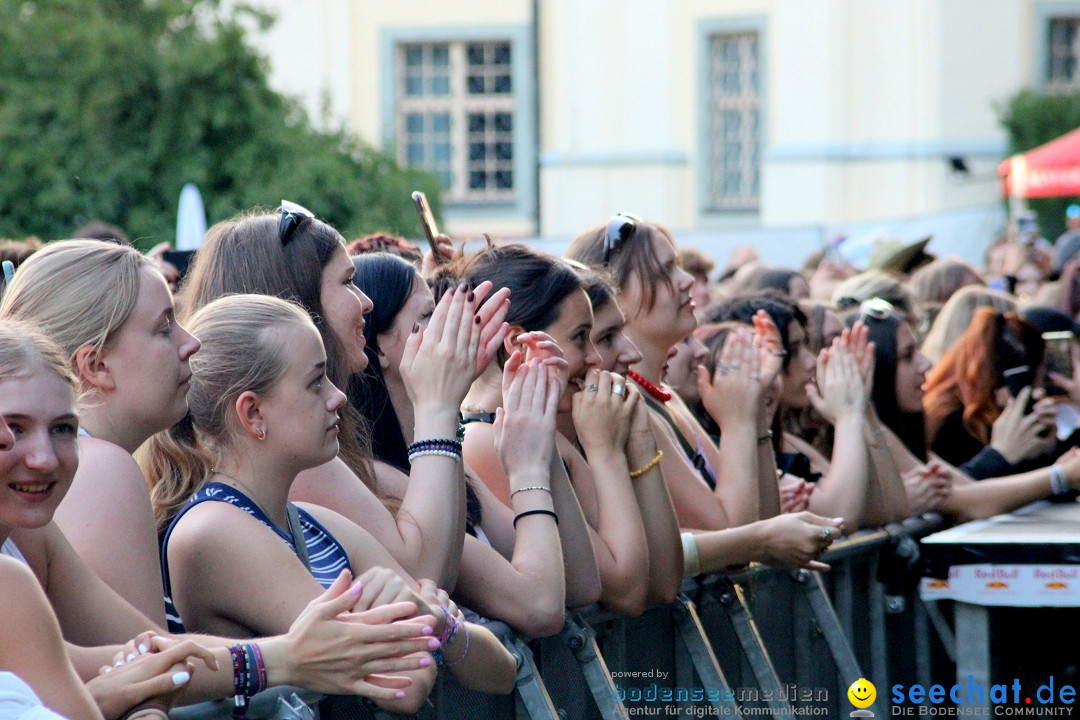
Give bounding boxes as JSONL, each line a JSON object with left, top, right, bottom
{"left": 989, "top": 387, "right": 1057, "bottom": 465}
{"left": 399, "top": 281, "right": 483, "bottom": 410}
{"left": 697, "top": 327, "right": 762, "bottom": 430}
{"left": 751, "top": 310, "right": 786, "bottom": 392}
{"left": 516, "top": 330, "right": 570, "bottom": 397}
{"left": 495, "top": 353, "right": 561, "bottom": 480}
{"left": 805, "top": 340, "right": 866, "bottom": 426}
{"left": 572, "top": 369, "right": 639, "bottom": 457}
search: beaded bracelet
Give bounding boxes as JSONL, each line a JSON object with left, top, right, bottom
{"left": 409, "top": 438, "right": 462, "bottom": 453}
{"left": 513, "top": 508, "right": 559, "bottom": 528}
{"left": 510, "top": 485, "right": 552, "bottom": 498}
{"left": 408, "top": 438, "right": 462, "bottom": 463}
{"left": 409, "top": 448, "right": 463, "bottom": 462}
{"left": 629, "top": 450, "right": 664, "bottom": 479}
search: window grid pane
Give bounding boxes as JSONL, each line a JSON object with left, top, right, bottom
{"left": 707, "top": 32, "right": 760, "bottom": 212}
{"left": 397, "top": 41, "right": 515, "bottom": 202}
{"left": 1049, "top": 18, "right": 1080, "bottom": 90}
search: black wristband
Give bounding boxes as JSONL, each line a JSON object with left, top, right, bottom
{"left": 513, "top": 508, "right": 559, "bottom": 528}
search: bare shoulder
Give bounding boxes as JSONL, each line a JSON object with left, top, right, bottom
{"left": 66, "top": 437, "right": 149, "bottom": 505}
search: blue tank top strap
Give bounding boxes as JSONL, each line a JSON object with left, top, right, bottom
{"left": 160, "top": 482, "right": 352, "bottom": 634}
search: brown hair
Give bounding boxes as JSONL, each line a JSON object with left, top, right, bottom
{"left": 566, "top": 218, "right": 677, "bottom": 312}
{"left": 178, "top": 209, "right": 373, "bottom": 487}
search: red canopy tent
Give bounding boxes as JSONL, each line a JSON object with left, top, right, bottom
{"left": 998, "top": 126, "right": 1080, "bottom": 198}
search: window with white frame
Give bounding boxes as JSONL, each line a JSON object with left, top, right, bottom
{"left": 397, "top": 41, "right": 515, "bottom": 203}
{"left": 706, "top": 31, "right": 760, "bottom": 212}
{"left": 1048, "top": 17, "right": 1080, "bottom": 90}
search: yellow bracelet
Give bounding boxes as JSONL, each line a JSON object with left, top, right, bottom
{"left": 629, "top": 450, "right": 664, "bottom": 478}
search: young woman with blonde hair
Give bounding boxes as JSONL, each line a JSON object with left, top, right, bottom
{"left": 152, "top": 294, "right": 515, "bottom": 697}
{"left": 0, "top": 319, "right": 436, "bottom": 713}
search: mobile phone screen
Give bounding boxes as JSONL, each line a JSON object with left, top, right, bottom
{"left": 1043, "top": 331, "right": 1075, "bottom": 396}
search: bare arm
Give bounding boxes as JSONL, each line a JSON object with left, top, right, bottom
{"left": 55, "top": 439, "right": 167, "bottom": 624}
{"left": 568, "top": 371, "right": 650, "bottom": 616}
{"left": 625, "top": 398, "right": 683, "bottom": 603}
{"left": 0, "top": 556, "right": 103, "bottom": 720}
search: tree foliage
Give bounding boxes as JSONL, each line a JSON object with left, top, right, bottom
{"left": 998, "top": 87, "right": 1080, "bottom": 242}
{"left": 0, "top": 0, "right": 441, "bottom": 246}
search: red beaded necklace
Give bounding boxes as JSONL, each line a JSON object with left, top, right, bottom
{"left": 627, "top": 370, "right": 672, "bottom": 403}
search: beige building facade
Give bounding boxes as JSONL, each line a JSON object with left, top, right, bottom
{"left": 243, "top": 0, "right": 1080, "bottom": 265}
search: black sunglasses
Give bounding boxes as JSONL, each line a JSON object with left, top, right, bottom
{"left": 278, "top": 200, "right": 315, "bottom": 246}
{"left": 602, "top": 213, "right": 640, "bottom": 264}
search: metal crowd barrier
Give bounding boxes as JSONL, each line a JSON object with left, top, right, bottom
{"left": 167, "top": 514, "right": 950, "bottom": 719}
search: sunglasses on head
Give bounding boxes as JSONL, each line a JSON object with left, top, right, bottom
{"left": 859, "top": 297, "right": 901, "bottom": 323}
{"left": 602, "top": 213, "right": 641, "bottom": 265}
{"left": 278, "top": 200, "right": 315, "bottom": 246}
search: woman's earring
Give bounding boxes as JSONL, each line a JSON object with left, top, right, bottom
{"left": 257, "top": 428, "right": 266, "bottom": 441}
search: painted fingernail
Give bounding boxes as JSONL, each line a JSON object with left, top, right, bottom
{"left": 474, "top": 316, "right": 481, "bottom": 324}
{"left": 467, "top": 291, "right": 475, "bottom": 302}
{"left": 396, "top": 691, "right": 407, "bottom": 699}
{"left": 412, "top": 323, "right": 419, "bottom": 334}
{"left": 419, "top": 656, "right": 432, "bottom": 667}
{"left": 114, "top": 660, "right": 123, "bottom": 667}
{"left": 422, "top": 625, "right": 434, "bottom": 635}
{"left": 351, "top": 581, "right": 363, "bottom": 597}
{"left": 458, "top": 282, "right": 468, "bottom": 293}
{"left": 173, "top": 670, "right": 191, "bottom": 686}
{"left": 126, "top": 652, "right": 136, "bottom": 662}
{"left": 103, "top": 666, "right": 112, "bottom": 673}
{"left": 428, "top": 638, "right": 441, "bottom": 650}
{"left": 138, "top": 643, "right": 149, "bottom": 655}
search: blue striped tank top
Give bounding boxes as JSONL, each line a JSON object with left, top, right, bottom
{"left": 161, "top": 482, "right": 352, "bottom": 633}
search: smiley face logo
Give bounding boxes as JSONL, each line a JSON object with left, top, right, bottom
{"left": 848, "top": 678, "right": 876, "bottom": 709}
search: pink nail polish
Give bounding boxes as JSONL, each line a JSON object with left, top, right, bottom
{"left": 419, "top": 657, "right": 431, "bottom": 667}
{"left": 351, "top": 582, "right": 363, "bottom": 597}
{"left": 428, "top": 638, "right": 441, "bottom": 650}
{"left": 422, "top": 626, "right": 433, "bottom": 635}
{"left": 395, "top": 691, "right": 406, "bottom": 699}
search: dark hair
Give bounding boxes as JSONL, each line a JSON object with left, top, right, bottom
{"left": 844, "top": 308, "right": 928, "bottom": 460}
{"left": 349, "top": 252, "right": 483, "bottom": 529}
{"left": 178, "top": 208, "right": 373, "bottom": 484}
{"left": 566, "top": 219, "right": 677, "bottom": 311}
{"left": 73, "top": 220, "right": 130, "bottom": 245}
{"left": 349, "top": 253, "right": 418, "bottom": 472}
{"left": 457, "top": 245, "right": 583, "bottom": 362}
{"left": 707, "top": 291, "right": 807, "bottom": 371}
{"left": 580, "top": 269, "right": 619, "bottom": 316}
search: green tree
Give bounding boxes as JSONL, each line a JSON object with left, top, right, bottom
{"left": 998, "top": 88, "right": 1080, "bottom": 242}
{"left": 0, "top": 0, "right": 441, "bottom": 246}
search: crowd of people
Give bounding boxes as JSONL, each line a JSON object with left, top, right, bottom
{"left": 2, "top": 202, "right": 1080, "bottom": 718}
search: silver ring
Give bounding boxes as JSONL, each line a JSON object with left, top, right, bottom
{"left": 612, "top": 384, "right": 625, "bottom": 397}
{"left": 750, "top": 373, "right": 760, "bottom": 381}
{"left": 584, "top": 383, "right": 599, "bottom": 392}
{"left": 819, "top": 527, "right": 833, "bottom": 543}
{"left": 729, "top": 362, "right": 741, "bottom": 370}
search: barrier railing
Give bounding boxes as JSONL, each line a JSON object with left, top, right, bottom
{"left": 167, "top": 514, "right": 949, "bottom": 719}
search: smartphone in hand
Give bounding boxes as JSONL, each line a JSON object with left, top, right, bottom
{"left": 1043, "top": 331, "right": 1075, "bottom": 397}
{"left": 411, "top": 191, "right": 446, "bottom": 265}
